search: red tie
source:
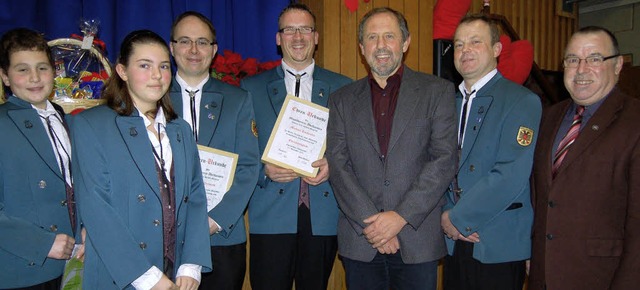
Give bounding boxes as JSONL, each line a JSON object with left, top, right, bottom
{"left": 552, "top": 105, "right": 585, "bottom": 177}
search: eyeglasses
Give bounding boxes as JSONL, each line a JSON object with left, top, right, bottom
{"left": 562, "top": 54, "right": 619, "bottom": 68}
{"left": 278, "top": 26, "right": 315, "bottom": 35}
{"left": 171, "top": 37, "right": 215, "bottom": 49}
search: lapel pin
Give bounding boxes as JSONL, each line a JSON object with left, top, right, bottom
{"left": 319, "top": 89, "right": 325, "bottom": 98}
{"left": 592, "top": 125, "right": 599, "bottom": 131}
{"left": 204, "top": 104, "right": 209, "bottom": 109}
{"left": 208, "top": 113, "right": 215, "bottom": 120}
{"left": 211, "top": 102, "right": 218, "bottom": 108}
{"left": 24, "top": 120, "right": 33, "bottom": 128}
{"left": 130, "top": 127, "right": 138, "bottom": 136}
{"left": 478, "top": 106, "right": 485, "bottom": 114}
{"left": 272, "top": 88, "right": 278, "bottom": 95}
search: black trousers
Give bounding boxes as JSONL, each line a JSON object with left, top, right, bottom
{"left": 199, "top": 243, "right": 247, "bottom": 290}
{"left": 8, "top": 276, "right": 61, "bottom": 290}
{"left": 249, "top": 206, "right": 337, "bottom": 290}
{"left": 443, "top": 240, "right": 526, "bottom": 290}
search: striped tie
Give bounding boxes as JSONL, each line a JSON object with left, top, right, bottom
{"left": 552, "top": 105, "right": 585, "bottom": 177}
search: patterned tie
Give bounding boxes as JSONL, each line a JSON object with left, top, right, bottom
{"left": 186, "top": 89, "right": 199, "bottom": 142}
{"left": 286, "top": 70, "right": 310, "bottom": 208}
{"left": 552, "top": 105, "right": 585, "bottom": 177}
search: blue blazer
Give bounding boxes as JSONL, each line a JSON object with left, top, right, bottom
{"left": 0, "top": 96, "right": 74, "bottom": 288}
{"left": 444, "top": 72, "right": 542, "bottom": 263}
{"left": 71, "top": 106, "right": 212, "bottom": 289}
{"left": 240, "top": 65, "right": 351, "bottom": 236}
{"left": 170, "top": 77, "right": 260, "bottom": 246}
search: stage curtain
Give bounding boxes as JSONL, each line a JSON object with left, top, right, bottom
{"left": 0, "top": 0, "right": 289, "bottom": 62}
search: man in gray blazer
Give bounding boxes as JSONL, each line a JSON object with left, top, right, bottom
{"left": 326, "top": 7, "right": 457, "bottom": 290}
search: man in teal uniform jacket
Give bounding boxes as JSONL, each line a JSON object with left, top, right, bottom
{"left": 240, "top": 3, "right": 351, "bottom": 290}
{"left": 168, "top": 11, "right": 260, "bottom": 290}
{"left": 441, "top": 14, "right": 542, "bottom": 290}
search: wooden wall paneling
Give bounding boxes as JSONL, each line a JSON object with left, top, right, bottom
{"left": 402, "top": 0, "right": 420, "bottom": 71}
{"left": 341, "top": 1, "right": 359, "bottom": 80}
{"left": 418, "top": 0, "right": 435, "bottom": 73}
{"left": 322, "top": 0, "right": 342, "bottom": 75}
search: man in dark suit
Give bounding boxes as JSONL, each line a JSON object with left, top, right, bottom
{"left": 441, "top": 14, "right": 541, "bottom": 290}
{"left": 240, "top": 4, "right": 351, "bottom": 290}
{"left": 326, "top": 7, "right": 457, "bottom": 290}
{"left": 529, "top": 26, "right": 640, "bottom": 290}
{"left": 168, "top": 11, "right": 260, "bottom": 290}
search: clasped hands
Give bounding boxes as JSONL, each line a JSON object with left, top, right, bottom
{"left": 441, "top": 210, "right": 480, "bottom": 243}
{"left": 363, "top": 211, "right": 407, "bottom": 254}
{"left": 264, "top": 158, "right": 329, "bottom": 185}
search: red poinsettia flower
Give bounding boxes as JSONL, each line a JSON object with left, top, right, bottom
{"left": 211, "top": 50, "right": 282, "bottom": 86}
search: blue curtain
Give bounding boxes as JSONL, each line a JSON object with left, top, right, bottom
{"left": 0, "top": 0, "right": 290, "bottom": 62}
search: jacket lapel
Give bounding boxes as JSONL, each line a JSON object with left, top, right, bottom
{"left": 198, "top": 80, "right": 223, "bottom": 145}
{"left": 460, "top": 95, "right": 492, "bottom": 165}
{"left": 7, "top": 106, "right": 63, "bottom": 180}
{"left": 351, "top": 80, "right": 381, "bottom": 155}
{"left": 116, "top": 115, "right": 161, "bottom": 198}
{"left": 267, "top": 67, "right": 288, "bottom": 117}
{"left": 166, "top": 122, "right": 186, "bottom": 209}
{"left": 387, "top": 78, "right": 419, "bottom": 153}
{"left": 554, "top": 89, "right": 623, "bottom": 176}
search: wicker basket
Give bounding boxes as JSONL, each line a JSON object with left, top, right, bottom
{"left": 48, "top": 38, "right": 112, "bottom": 113}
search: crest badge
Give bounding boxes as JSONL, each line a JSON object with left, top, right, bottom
{"left": 251, "top": 119, "right": 258, "bottom": 138}
{"left": 517, "top": 126, "right": 534, "bottom": 146}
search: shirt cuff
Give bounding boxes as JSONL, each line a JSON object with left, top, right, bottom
{"left": 176, "top": 263, "right": 202, "bottom": 283}
{"left": 131, "top": 266, "right": 162, "bottom": 290}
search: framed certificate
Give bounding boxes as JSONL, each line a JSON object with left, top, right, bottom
{"left": 198, "top": 145, "right": 238, "bottom": 211}
{"left": 261, "top": 95, "right": 329, "bottom": 177}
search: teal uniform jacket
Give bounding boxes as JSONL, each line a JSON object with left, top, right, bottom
{"left": 444, "top": 72, "right": 542, "bottom": 263}
{"left": 170, "top": 77, "right": 260, "bottom": 246}
{"left": 71, "top": 105, "right": 212, "bottom": 289}
{"left": 0, "top": 96, "right": 75, "bottom": 288}
{"left": 240, "top": 65, "right": 351, "bottom": 236}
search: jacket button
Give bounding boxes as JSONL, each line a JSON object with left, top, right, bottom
{"left": 139, "top": 242, "right": 147, "bottom": 249}
{"left": 28, "top": 262, "right": 36, "bottom": 266}
{"left": 181, "top": 240, "right": 185, "bottom": 245}
{"left": 61, "top": 200, "right": 67, "bottom": 206}
{"left": 229, "top": 224, "right": 234, "bottom": 229}
{"left": 323, "top": 191, "right": 329, "bottom": 197}
{"left": 465, "top": 227, "right": 472, "bottom": 232}
{"left": 384, "top": 180, "right": 390, "bottom": 186}
{"left": 50, "top": 225, "right": 58, "bottom": 232}
{"left": 278, "top": 189, "right": 284, "bottom": 194}
{"left": 546, "top": 234, "right": 554, "bottom": 240}
{"left": 548, "top": 201, "right": 555, "bottom": 208}
{"left": 137, "top": 194, "right": 146, "bottom": 202}
{"left": 183, "top": 196, "right": 189, "bottom": 203}
{"left": 469, "top": 165, "right": 475, "bottom": 172}
{"left": 39, "top": 180, "right": 47, "bottom": 189}
{"left": 153, "top": 220, "right": 160, "bottom": 226}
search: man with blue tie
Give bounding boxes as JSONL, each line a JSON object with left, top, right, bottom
{"left": 240, "top": 3, "right": 351, "bottom": 290}
{"left": 169, "top": 11, "right": 260, "bottom": 290}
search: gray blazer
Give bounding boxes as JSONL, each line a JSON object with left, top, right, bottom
{"left": 326, "top": 66, "right": 457, "bottom": 263}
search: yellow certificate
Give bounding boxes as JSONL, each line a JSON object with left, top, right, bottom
{"left": 198, "top": 145, "right": 238, "bottom": 211}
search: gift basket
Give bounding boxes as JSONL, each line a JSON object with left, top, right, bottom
{"left": 49, "top": 19, "right": 111, "bottom": 113}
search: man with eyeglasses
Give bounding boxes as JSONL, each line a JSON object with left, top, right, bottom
{"left": 529, "top": 26, "right": 640, "bottom": 290}
{"left": 240, "top": 3, "right": 351, "bottom": 290}
{"left": 168, "top": 11, "right": 260, "bottom": 290}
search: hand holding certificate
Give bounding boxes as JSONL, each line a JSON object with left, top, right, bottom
{"left": 262, "top": 95, "right": 329, "bottom": 177}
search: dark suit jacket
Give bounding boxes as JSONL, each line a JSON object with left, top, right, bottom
{"left": 72, "top": 106, "right": 212, "bottom": 289}
{"left": 170, "top": 77, "right": 260, "bottom": 246}
{"left": 529, "top": 88, "right": 640, "bottom": 290}
{"left": 241, "top": 65, "right": 351, "bottom": 235}
{"left": 326, "top": 66, "right": 457, "bottom": 263}
{"left": 0, "top": 97, "right": 74, "bottom": 288}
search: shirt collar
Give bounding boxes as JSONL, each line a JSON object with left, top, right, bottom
{"left": 281, "top": 59, "right": 315, "bottom": 81}
{"left": 368, "top": 64, "right": 404, "bottom": 90}
{"left": 175, "top": 73, "right": 208, "bottom": 93}
{"left": 32, "top": 100, "right": 58, "bottom": 118}
{"left": 138, "top": 106, "right": 167, "bottom": 129}
{"left": 458, "top": 68, "right": 498, "bottom": 96}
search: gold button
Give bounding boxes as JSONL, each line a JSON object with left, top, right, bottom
{"left": 139, "top": 242, "right": 147, "bottom": 249}
{"left": 50, "top": 225, "right": 58, "bottom": 232}
{"left": 39, "top": 180, "right": 47, "bottom": 189}
{"left": 153, "top": 220, "right": 160, "bottom": 226}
